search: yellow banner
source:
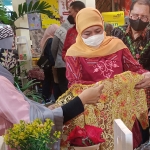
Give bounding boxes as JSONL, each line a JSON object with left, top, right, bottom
{"left": 102, "top": 11, "right": 125, "bottom": 27}
{"left": 40, "top": 0, "right": 60, "bottom": 28}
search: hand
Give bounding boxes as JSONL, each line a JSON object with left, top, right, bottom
{"left": 78, "top": 83, "right": 104, "bottom": 105}
{"left": 48, "top": 104, "right": 56, "bottom": 110}
{"left": 135, "top": 72, "right": 150, "bottom": 89}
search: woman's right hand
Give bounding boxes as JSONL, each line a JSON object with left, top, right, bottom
{"left": 78, "top": 83, "right": 104, "bottom": 105}
{"left": 48, "top": 83, "right": 104, "bottom": 110}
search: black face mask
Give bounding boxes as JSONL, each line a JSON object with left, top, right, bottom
{"left": 129, "top": 18, "right": 149, "bottom": 31}
{"left": 67, "top": 15, "right": 75, "bottom": 24}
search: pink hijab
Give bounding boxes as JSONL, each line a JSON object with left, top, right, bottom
{"left": 40, "top": 24, "right": 59, "bottom": 50}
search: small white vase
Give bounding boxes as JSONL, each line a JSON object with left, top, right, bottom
{"left": 74, "top": 144, "right": 100, "bottom": 150}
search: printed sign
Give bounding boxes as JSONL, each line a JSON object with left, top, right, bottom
{"left": 102, "top": 11, "right": 125, "bottom": 27}
{"left": 28, "top": 14, "right": 42, "bottom": 30}
{"left": 26, "top": 0, "right": 42, "bottom": 30}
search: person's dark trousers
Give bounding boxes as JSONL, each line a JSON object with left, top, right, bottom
{"left": 42, "top": 67, "right": 54, "bottom": 101}
{"left": 57, "top": 68, "right": 68, "bottom": 94}
{"left": 138, "top": 119, "right": 149, "bottom": 145}
{"left": 53, "top": 82, "right": 62, "bottom": 101}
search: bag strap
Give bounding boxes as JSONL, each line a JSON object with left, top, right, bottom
{"left": 40, "top": 40, "right": 48, "bottom": 57}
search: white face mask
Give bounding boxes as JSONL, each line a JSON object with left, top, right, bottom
{"left": 82, "top": 33, "right": 104, "bottom": 47}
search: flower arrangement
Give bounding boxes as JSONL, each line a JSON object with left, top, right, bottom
{"left": 67, "top": 125, "right": 105, "bottom": 148}
{"left": 3, "top": 119, "right": 61, "bottom": 150}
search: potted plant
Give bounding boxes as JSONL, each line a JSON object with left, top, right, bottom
{"left": 67, "top": 125, "right": 105, "bottom": 150}
{"left": 0, "top": 0, "right": 56, "bottom": 30}
{"left": 3, "top": 118, "right": 61, "bottom": 150}
{"left": 9, "top": 62, "right": 43, "bottom": 103}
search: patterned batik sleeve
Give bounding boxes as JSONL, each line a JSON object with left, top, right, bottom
{"left": 66, "top": 56, "right": 95, "bottom": 87}
{"left": 122, "top": 48, "right": 148, "bottom": 74}
{"left": 66, "top": 56, "right": 82, "bottom": 87}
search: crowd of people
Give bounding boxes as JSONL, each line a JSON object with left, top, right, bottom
{"left": 1, "top": 0, "right": 150, "bottom": 149}
{"left": 41, "top": 0, "right": 150, "bottom": 149}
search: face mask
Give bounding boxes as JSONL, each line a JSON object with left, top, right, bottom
{"left": 67, "top": 15, "right": 75, "bottom": 24}
{"left": 82, "top": 33, "right": 104, "bottom": 47}
{"left": 129, "top": 18, "right": 149, "bottom": 31}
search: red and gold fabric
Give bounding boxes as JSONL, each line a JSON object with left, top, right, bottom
{"left": 55, "top": 71, "right": 148, "bottom": 150}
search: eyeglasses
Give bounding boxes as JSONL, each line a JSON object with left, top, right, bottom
{"left": 130, "top": 13, "right": 149, "bottom": 22}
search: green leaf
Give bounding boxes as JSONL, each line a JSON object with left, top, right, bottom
{"left": 27, "top": 1, "right": 33, "bottom": 12}
{"left": 10, "top": 14, "right": 15, "bottom": 21}
{"left": 22, "top": 2, "right": 27, "bottom": 14}
{"left": 10, "top": 62, "right": 26, "bottom": 74}
{"left": 30, "top": 95, "right": 38, "bottom": 102}
{"left": 20, "top": 79, "right": 35, "bottom": 91}
{"left": 14, "top": 76, "right": 19, "bottom": 83}
{"left": 32, "top": 1, "right": 40, "bottom": 11}
{"left": 18, "top": 3, "right": 23, "bottom": 17}
{"left": 14, "top": 81, "right": 21, "bottom": 91}
{"left": 0, "top": 0, "right": 56, "bottom": 27}
{"left": 11, "top": 11, "right": 18, "bottom": 21}
{"left": 38, "top": 1, "right": 51, "bottom": 10}
{"left": 0, "top": 2, "right": 10, "bottom": 24}
{"left": 21, "top": 80, "right": 40, "bottom": 92}
{"left": 38, "top": 10, "right": 52, "bottom": 16}
{"left": 26, "top": 91, "right": 43, "bottom": 102}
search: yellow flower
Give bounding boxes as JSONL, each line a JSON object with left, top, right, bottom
{"left": 38, "top": 124, "right": 44, "bottom": 128}
{"left": 32, "top": 131, "right": 39, "bottom": 138}
{"left": 4, "top": 118, "right": 60, "bottom": 149}
{"left": 14, "top": 141, "right": 19, "bottom": 147}
{"left": 20, "top": 132, "right": 25, "bottom": 136}
{"left": 53, "top": 131, "right": 61, "bottom": 139}
{"left": 3, "top": 135, "right": 9, "bottom": 144}
{"left": 18, "top": 135, "right": 25, "bottom": 140}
